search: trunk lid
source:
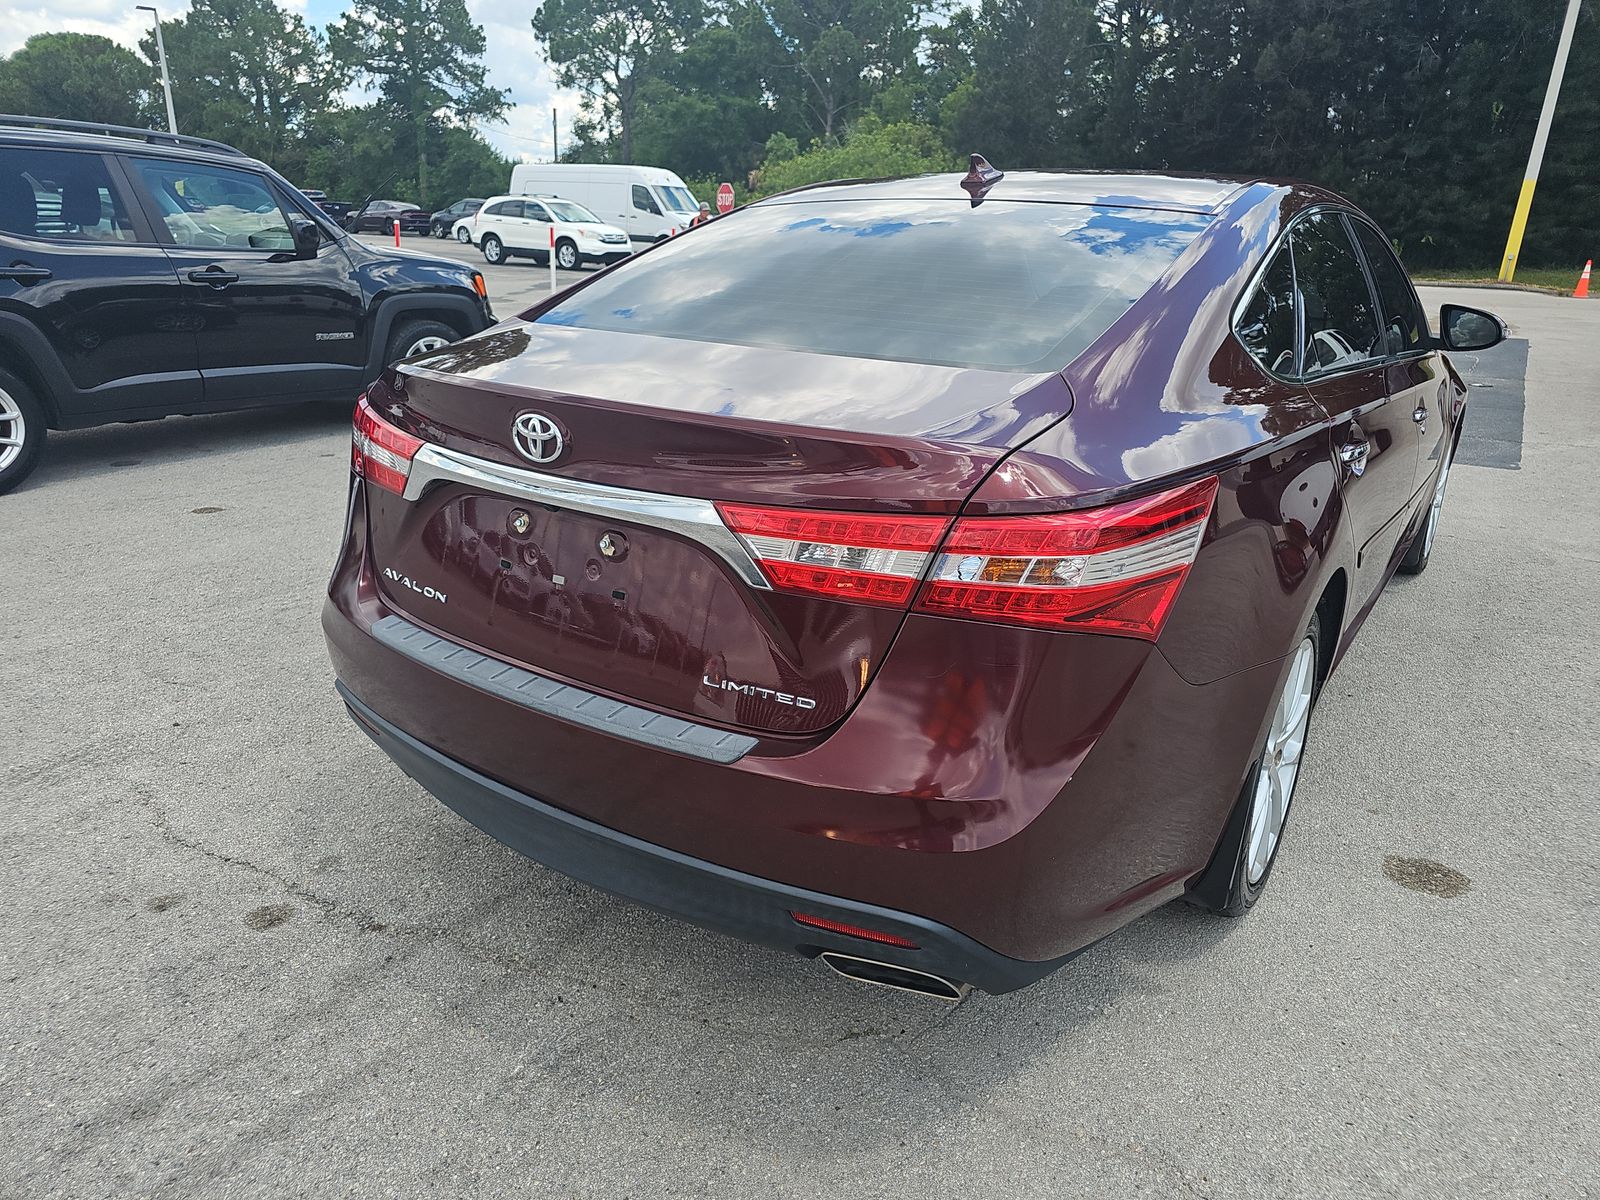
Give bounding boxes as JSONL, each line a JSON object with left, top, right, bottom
{"left": 364, "top": 321, "right": 1071, "bottom": 736}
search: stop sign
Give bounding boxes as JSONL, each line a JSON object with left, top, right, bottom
{"left": 716, "top": 182, "right": 735, "bottom": 214}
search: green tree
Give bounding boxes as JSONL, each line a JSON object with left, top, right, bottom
{"left": 0, "top": 33, "right": 155, "bottom": 127}
{"left": 140, "top": 0, "right": 337, "bottom": 180}
{"left": 940, "top": 0, "right": 1100, "bottom": 166}
{"left": 329, "top": 0, "right": 508, "bottom": 207}
{"left": 532, "top": 0, "right": 706, "bottom": 164}
{"left": 752, "top": 115, "right": 957, "bottom": 194}
{"left": 745, "top": 0, "right": 933, "bottom": 139}
{"left": 300, "top": 104, "right": 510, "bottom": 205}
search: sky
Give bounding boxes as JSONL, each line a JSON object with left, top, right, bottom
{"left": 0, "top": 0, "right": 581, "bottom": 161}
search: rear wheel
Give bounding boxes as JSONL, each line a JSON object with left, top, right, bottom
{"left": 431, "top": 220, "right": 447, "bottom": 239}
{"left": 0, "top": 368, "right": 47, "bottom": 495}
{"left": 481, "top": 234, "right": 506, "bottom": 265}
{"left": 455, "top": 225, "right": 471, "bottom": 243}
{"left": 1189, "top": 613, "right": 1322, "bottom": 916}
{"left": 384, "top": 319, "right": 457, "bottom": 366}
{"left": 555, "top": 239, "right": 580, "bottom": 270}
{"left": 1399, "top": 443, "right": 1453, "bottom": 575}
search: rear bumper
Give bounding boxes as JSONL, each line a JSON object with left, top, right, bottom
{"left": 336, "top": 681, "right": 1073, "bottom": 993}
{"left": 325, "top": 480, "right": 1289, "bottom": 973}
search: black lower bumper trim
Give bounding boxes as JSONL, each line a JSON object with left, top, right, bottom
{"left": 336, "top": 682, "right": 1074, "bottom": 994}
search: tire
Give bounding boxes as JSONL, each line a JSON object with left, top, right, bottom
{"left": 431, "top": 220, "right": 447, "bottom": 239}
{"left": 384, "top": 319, "right": 458, "bottom": 366}
{"left": 555, "top": 239, "right": 580, "bottom": 271}
{"left": 455, "top": 225, "right": 471, "bottom": 244}
{"left": 1188, "top": 611, "right": 1323, "bottom": 916}
{"left": 481, "top": 234, "right": 506, "bottom": 265}
{"left": 1399, "top": 442, "right": 1454, "bottom": 575}
{"left": 0, "top": 367, "right": 47, "bottom": 495}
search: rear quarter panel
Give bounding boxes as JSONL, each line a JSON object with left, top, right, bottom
{"left": 968, "top": 182, "right": 1353, "bottom": 685}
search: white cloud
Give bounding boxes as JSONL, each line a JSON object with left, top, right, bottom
{"left": 0, "top": 0, "right": 582, "bottom": 162}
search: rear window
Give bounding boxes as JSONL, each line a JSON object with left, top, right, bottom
{"left": 536, "top": 199, "right": 1210, "bottom": 371}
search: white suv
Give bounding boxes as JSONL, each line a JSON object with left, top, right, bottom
{"left": 468, "top": 194, "right": 631, "bottom": 270}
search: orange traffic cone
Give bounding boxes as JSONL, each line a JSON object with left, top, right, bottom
{"left": 1576, "top": 260, "right": 1592, "bottom": 298}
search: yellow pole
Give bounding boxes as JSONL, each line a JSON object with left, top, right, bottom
{"left": 1499, "top": 0, "right": 1583, "bottom": 281}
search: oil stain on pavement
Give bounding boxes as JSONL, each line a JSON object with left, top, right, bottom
{"left": 244, "top": 903, "right": 296, "bottom": 931}
{"left": 1383, "top": 855, "right": 1471, "bottom": 898}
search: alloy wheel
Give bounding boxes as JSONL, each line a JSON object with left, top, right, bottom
{"left": 1245, "top": 635, "right": 1316, "bottom": 885}
{"left": 0, "top": 385, "right": 25, "bottom": 474}
{"left": 556, "top": 242, "right": 578, "bottom": 270}
{"left": 456, "top": 226, "right": 471, "bottom": 243}
{"left": 404, "top": 335, "right": 451, "bottom": 357}
{"left": 1421, "top": 447, "right": 1453, "bottom": 558}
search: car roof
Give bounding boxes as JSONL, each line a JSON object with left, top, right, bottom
{"left": 0, "top": 118, "right": 266, "bottom": 172}
{"left": 761, "top": 170, "right": 1259, "bottom": 214}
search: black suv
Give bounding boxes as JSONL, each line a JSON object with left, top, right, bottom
{"left": 0, "top": 116, "right": 495, "bottom": 493}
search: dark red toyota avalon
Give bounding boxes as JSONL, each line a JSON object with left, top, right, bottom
{"left": 323, "top": 162, "right": 1505, "bottom": 998}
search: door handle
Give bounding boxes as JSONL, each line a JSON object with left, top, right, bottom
{"left": 0, "top": 264, "right": 51, "bottom": 284}
{"left": 1338, "top": 438, "right": 1370, "bottom": 476}
{"left": 1412, "top": 402, "right": 1428, "bottom": 428}
{"left": 187, "top": 268, "right": 240, "bottom": 288}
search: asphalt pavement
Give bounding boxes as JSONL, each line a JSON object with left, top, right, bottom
{"left": 1, "top": 286, "right": 1595, "bottom": 1198}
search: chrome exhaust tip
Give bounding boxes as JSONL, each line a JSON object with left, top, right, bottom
{"left": 820, "top": 951, "right": 970, "bottom": 1001}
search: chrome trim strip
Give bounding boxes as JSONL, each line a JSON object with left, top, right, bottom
{"left": 369, "top": 615, "right": 758, "bottom": 764}
{"left": 402, "top": 443, "right": 771, "bottom": 589}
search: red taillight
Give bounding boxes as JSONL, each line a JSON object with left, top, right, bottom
{"left": 914, "top": 477, "right": 1219, "bottom": 639}
{"left": 790, "top": 912, "right": 919, "bottom": 949}
{"left": 718, "top": 503, "right": 949, "bottom": 608}
{"left": 351, "top": 394, "right": 424, "bottom": 496}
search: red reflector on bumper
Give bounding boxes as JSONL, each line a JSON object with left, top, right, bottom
{"left": 791, "top": 911, "right": 919, "bottom": 949}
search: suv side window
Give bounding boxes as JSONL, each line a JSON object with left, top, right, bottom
{"left": 0, "top": 147, "right": 135, "bottom": 242}
{"left": 632, "top": 185, "right": 660, "bottom": 216}
{"left": 1237, "top": 246, "right": 1297, "bottom": 376}
{"left": 130, "top": 158, "right": 293, "bottom": 251}
{"left": 485, "top": 200, "right": 518, "bottom": 217}
{"left": 524, "top": 202, "right": 550, "bottom": 222}
{"left": 1351, "top": 221, "right": 1426, "bottom": 355}
{"left": 1290, "top": 212, "right": 1383, "bottom": 378}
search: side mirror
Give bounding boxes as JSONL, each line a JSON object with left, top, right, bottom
{"left": 289, "top": 216, "right": 321, "bottom": 260}
{"left": 1439, "top": 304, "right": 1506, "bottom": 352}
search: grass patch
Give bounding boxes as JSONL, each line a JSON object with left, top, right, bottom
{"left": 1413, "top": 265, "right": 1586, "bottom": 293}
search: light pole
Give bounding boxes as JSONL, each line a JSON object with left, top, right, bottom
{"left": 136, "top": 5, "right": 178, "bottom": 134}
{"left": 1498, "top": 0, "right": 1583, "bottom": 281}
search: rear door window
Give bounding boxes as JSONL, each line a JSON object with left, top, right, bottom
{"left": 1290, "top": 212, "right": 1383, "bottom": 377}
{"left": 130, "top": 159, "right": 292, "bottom": 251}
{"left": 0, "top": 147, "right": 136, "bottom": 242}
{"left": 1236, "top": 247, "right": 1297, "bottom": 376}
{"left": 537, "top": 199, "right": 1211, "bottom": 372}
{"left": 1351, "top": 221, "right": 1427, "bottom": 355}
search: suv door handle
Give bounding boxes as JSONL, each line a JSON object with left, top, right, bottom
{"left": 1412, "top": 402, "right": 1428, "bottom": 428}
{"left": 187, "top": 268, "right": 239, "bottom": 288}
{"left": 0, "top": 264, "right": 51, "bottom": 284}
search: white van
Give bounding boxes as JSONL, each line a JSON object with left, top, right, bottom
{"left": 507, "top": 164, "right": 700, "bottom": 247}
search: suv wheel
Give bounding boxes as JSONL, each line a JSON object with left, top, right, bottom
{"left": 0, "top": 368, "right": 47, "bottom": 495}
{"left": 431, "top": 220, "right": 447, "bottom": 239}
{"left": 555, "top": 239, "right": 580, "bottom": 271}
{"left": 455, "top": 225, "right": 471, "bottom": 243}
{"left": 481, "top": 234, "right": 506, "bottom": 265}
{"left": 385, "top": 319, "right": 458, "bottom": 365}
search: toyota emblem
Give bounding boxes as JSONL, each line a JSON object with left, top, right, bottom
{"left": 511, "top": 412, "right": 565, "bottom": 465}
